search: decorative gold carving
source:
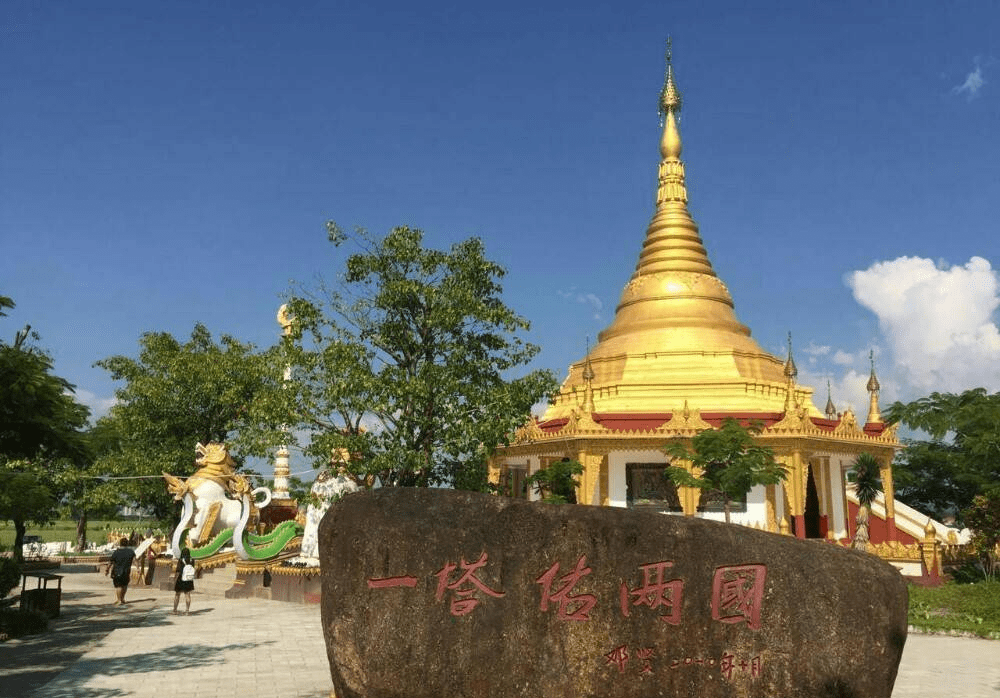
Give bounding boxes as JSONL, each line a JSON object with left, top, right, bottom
{"left": 767, "top": 402, "right": 814, "bottom": 433}
{"left": 765, "top": 494, "right": 777, "bottom": 534}
{"left": 659, "top": 401, "right": 712, "bottom": 432}
{"left": 198, "top": 502, "right": 222, "bottom": 546}
{"left": 163, "top": 472, "right": 189, "bottom": 500}
{"left": 559, "top": 408, "right": 606, "bottom": 435}
{"left": 833, "top": 408, "right": 861, "bottom": 435}
{"left": 188, "top": 442, "right": 238, "bottom": 490}
{"left": 864, "top": 541, "right": 923, "bottom": 561}
{"left": 513, "top": 419, "right": 545, "bottom": 445}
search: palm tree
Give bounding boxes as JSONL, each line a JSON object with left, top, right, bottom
{"left": 851, "top": 453, "right": 882, "bottom": 550}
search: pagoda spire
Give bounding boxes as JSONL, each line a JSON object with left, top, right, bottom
{"left": 825, "top": 380, "right": 837, "bottom": 419}
{"left": 783, "top": 332, "right": 799, "bottom": 412}
{"left": 540, "top": 43, "right": 810, "bottom": 421}
{"left": 866, "top": 350, "right": 882, "bottom": 424}
{"left": 632, "top": 39, "right": 712, "bottom": 277}
{"left": 582, "top": 337, "right": 596, "bottom": 415}
{"left": 596, "top": 39, "right": 753, "bottom": 346}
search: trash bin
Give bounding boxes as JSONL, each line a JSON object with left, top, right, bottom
{"left": 20, "top": 572, "right": 63, "bottom": 618}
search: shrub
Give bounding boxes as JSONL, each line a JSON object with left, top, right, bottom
{"left": 0, "top": 607, "right": 48, "bottom": 640}
{"left": 0, "top": 558, "right": 20, "bottom": 598}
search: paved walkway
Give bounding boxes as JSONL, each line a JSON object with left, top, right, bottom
{"left": 1, "top": 565, "right": 332, "bottom": 698}
{"left": 1, "top": 565, "right": 998, "bottom": 697}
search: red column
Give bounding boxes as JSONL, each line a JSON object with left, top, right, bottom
{"left": 794, "top": 515, "right": 806, "bottom": 539}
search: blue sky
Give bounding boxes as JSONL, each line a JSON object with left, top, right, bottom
{"left": 3, "top": 2, "right": 999, "bottom": 449}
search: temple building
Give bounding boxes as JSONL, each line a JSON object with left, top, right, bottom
{"left": 489, "top": 48, "right": 959, "bottom": 580}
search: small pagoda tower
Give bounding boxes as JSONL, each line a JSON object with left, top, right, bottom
{"left": 491, "top": 44, "right": 905, "bottom": 546}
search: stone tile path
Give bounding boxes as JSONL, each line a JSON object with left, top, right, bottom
{"left": 1, "top": 565, "right": 997, "bottom": 697}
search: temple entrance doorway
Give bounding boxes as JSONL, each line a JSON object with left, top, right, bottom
{"left": 804, "top": 466, "right": 822, "bottom": 538}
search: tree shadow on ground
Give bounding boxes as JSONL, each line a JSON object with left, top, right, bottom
{"left": 35, "top": 640, "right": 276, "bottom": 697}
{"left": 0, "top": 599, "right": 172, "bottom": 696}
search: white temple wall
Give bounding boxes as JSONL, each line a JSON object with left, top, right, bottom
{"left": 696, "top": 484, "right": 768, "bottom": 526}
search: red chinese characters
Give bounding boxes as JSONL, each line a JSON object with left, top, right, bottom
{"left": 605, "top": 645, "right": 629, "bottom": 674}
{"left": 434, "top": 552, "right": 505, "bottom": 616}
{"left": 535, "top": 555, "right": 597, "bottom": 621}
{"left": 619, "top": 561, "right": 684, "bottom": 625}
{"left": 367, "top": 576, "right": 418, "bottom": 589}
{"left": 368, "top": 554, "right": 768, "bottom": 631}
{"left": 711, "top": 564, "right": 766, "bottom": 630}
{"left": 635, "top": 647, "right": 655, "bottom": 674}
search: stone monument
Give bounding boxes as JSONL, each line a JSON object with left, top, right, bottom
{"left": 320, "top": 488, "right": 907, "bottom": 698}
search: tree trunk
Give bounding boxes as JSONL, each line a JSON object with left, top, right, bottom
{"left": 13, "top": 519, "right": 27, "bottom": 563}
{"left": 76, "top": 510, "right": 88, "bottom": 554}
{"left": 852, "top": 506, "right": 870, "bottom": 550}
{"left": 723, "top": 499, "right": 732, "bottom": 525}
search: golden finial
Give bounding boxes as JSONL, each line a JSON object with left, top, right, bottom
{"left": 866, "top": 350, "right": 880, "bottom": 392}
{"left": 582, "top": 336, "right": 596, "bottom": 415}
{"left": 825, "top": 380, "right": 837, "bottom": 419}
{"left": 583, "top": 336, "right": 595, "bottom": 382}
{"left": 783, "top": 332, "right": 798, "bottom": 379}
{"left": 658, "top": 37, "right": 682, "bottom": 123}
{"left": 866, "top": 350, "right": 882, "bottom": 423}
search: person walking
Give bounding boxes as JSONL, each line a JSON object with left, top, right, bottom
{"left": 173, "top": 547, "right": 195, "bottom": 615}
{"left": 105, "top": 537, "right": 136, "bottom": 605}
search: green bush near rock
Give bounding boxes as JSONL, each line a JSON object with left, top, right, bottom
{"left": 908, "top": 580, "right": 1000, "bottom": 639}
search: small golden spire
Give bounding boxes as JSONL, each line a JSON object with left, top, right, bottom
{"left": 582, "top": 337, "right": 596, "bottom": 414}
{"left": 866, "top": 350, "right": 881, "bottom": 392}
{"left": 866, "top": 350, "right": 882, "bottom": 423}
{"left": 825, "top": 380, "right": 837, "bottom": 419}
{"left": 783, "top": 332, "right": 798, "bottom": 380}
{"left": 658, "top": 38, "right": 682, "bottom": 123}
{"left": 783, "top": 332, "right": 799, "bottom": 413}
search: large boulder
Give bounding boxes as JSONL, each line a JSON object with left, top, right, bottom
{"left": 320, "top": 488, "right": 907, "bottom": 698}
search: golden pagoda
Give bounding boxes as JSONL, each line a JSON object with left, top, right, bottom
{"left": 489, "top": 45, "right": 941, "bottom": 566}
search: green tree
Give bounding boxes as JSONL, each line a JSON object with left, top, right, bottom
{"left": 850, "top": 452, "right": 882, "bottom": 550}
{"left": 664, "top": 419, "right": 785, "bottom": 524}
{"left": 279, "top": 223, "right": 557, "bottom": 489}
{"left": 963, "top": 493, "right": 1000, "bottom": 581}
{"left": 885, "top": 389, "right": 1000, "bottom": 523}
{"left": 525, "top": 458, "right": 584, "bottom": 504}
{"left": 0, "top": 298, "right": 90, "bottom": 561}
{"left": 94, "top": 323, "right": 284, "bottom": 520}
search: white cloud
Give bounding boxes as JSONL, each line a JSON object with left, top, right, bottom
{"left": 803, "top": 342, "right": 830, "bottom": 357}
{"left": 847, "top": 256, "right": 1000, "bottom": 394}
{"left": 557, "top": 288, "right": 604, "bottom": 319}
{"left": 797, "top": 365, "right": 874, "bottom": 417}
{"left": 953, "top": 64, "right": 985, "bottom": 99}
{"left": 74, "top": 389, "right": 117, "bottom": 421}
{"left": 832, "top": 350, "right": 855, "bottom": 366}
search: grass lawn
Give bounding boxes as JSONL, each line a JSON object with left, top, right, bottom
{"left": 0, "top": 519, "right": 154, "bottom": 550}
{"left": 908, "top": 580, "right": 1000, "bottom": 639}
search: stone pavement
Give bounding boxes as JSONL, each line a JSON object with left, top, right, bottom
{"left": 1, "top": 564, "right": 998, "bottom": 697}
{"left": 1, "top": 565, "right": 332, "bottom": 698}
